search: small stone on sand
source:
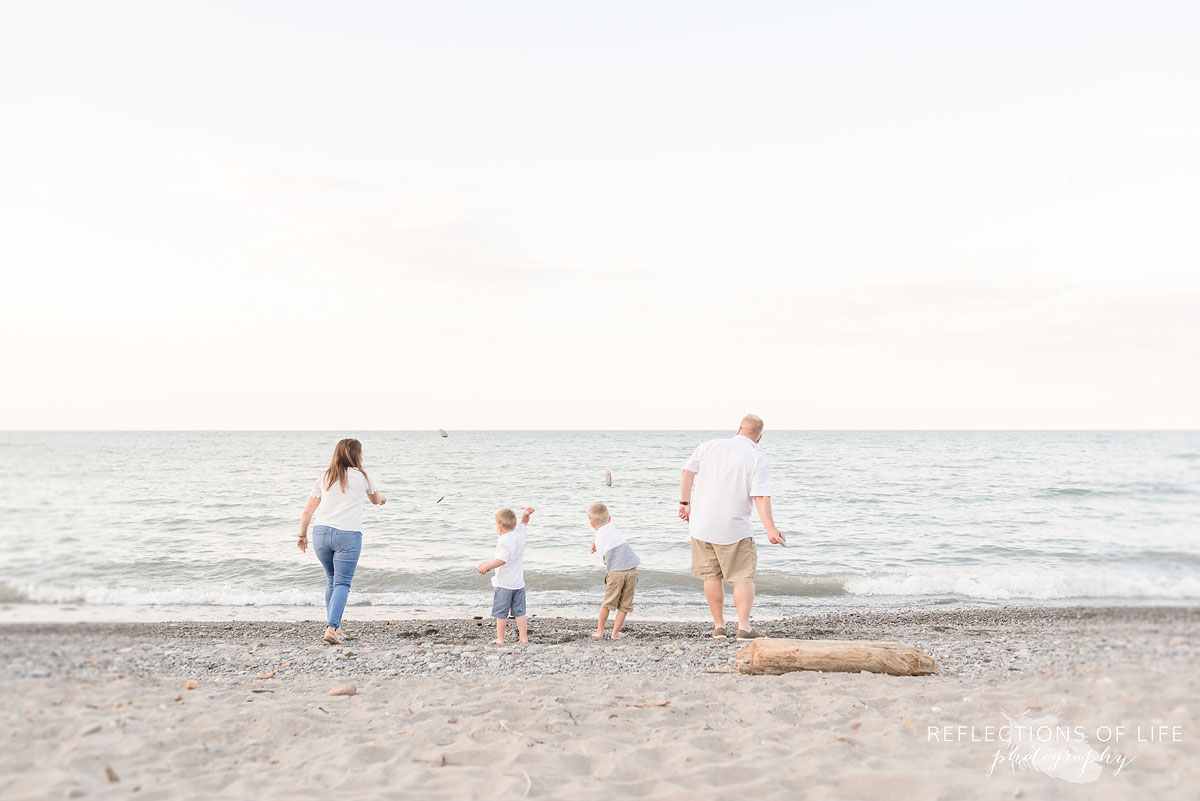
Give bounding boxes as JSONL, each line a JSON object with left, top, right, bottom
{"left": 104, "top": 766, "right": 120, "bottom": 783}
{"left": 257, "top": 670, "right": 276, "bottom": 680}
{"left": 328, "top": 684, "right": 357, "bottom": 697}
{"left": 184, "top": 680, "right": 197, "bottom": 690}
{"left": 81, "top": 723, "right": 102, "bottom": 736}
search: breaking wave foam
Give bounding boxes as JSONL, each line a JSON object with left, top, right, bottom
{"left": 5, "top": 568, "right": 1199, "bottom": 607}
{"left": 845, "top": 571, "right": 1200, "bottom": 601}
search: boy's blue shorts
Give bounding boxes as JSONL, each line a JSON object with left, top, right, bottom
{"left": 492, "top": 586, "right": 527, "bottom": 618}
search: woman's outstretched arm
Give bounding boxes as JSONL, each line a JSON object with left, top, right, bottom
{"left": 297, "top": 496, "right": 320, "bottom": 552}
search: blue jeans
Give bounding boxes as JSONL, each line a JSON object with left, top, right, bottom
{"left": 313, "top": 526, "right": 362, "bottom": 629}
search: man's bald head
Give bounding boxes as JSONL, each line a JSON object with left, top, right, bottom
{"left": 738, "top": 414, "right": 764, "bottom": 442}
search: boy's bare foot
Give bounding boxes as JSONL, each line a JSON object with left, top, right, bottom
{"left": 611, "top": 631, "right": 627, "bottom": 640}
{"left": 490, "top": 638, "right": 504, "bottom": 645}
{"left": 590, "top": 631, "right": 604, "bottom": 639}
{"left": 518, "top": 637, "right": 528, "bottom": 643}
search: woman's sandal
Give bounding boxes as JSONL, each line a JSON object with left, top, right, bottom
{"left": 323, "top": 628, "right": 343, "bottom": 645}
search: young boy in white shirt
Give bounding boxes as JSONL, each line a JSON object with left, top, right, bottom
{"left": 587, "top": 503, "right": 641, "bottom": 640}
{"left": 477, "top": 506, "right": 533, "bottom": 644}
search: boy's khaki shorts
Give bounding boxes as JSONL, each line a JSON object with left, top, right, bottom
{"left": 690, "top": 536, "right": 757, "bottom": 584}
{"left": 602, "top": 567, "right": 638, "bottom": 612}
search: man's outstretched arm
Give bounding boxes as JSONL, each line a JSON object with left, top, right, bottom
{"left": 679, "top": 470, "right": 696, "bottom": 520}
{"left": 754, "top": 496, "right": 786, "bottom": 545}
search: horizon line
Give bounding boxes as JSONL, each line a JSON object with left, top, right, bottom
{"left": 2, "top": 428, "right": 1197, "bottom": 434}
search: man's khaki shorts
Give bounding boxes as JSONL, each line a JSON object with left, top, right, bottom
{"left": 602, "top": 568, "right": 638, "bottom": 612}
{"left": 690, "top": 537, "right": 757, "bottom": 584}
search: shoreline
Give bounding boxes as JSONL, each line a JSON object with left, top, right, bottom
{"left": 3, "top": 606, "right": 1196, "bottom": 799}
{"left": 5, "top": 606, "right": 1196, "bottom": 681}
{"left": 3, "top": 596, "right": 1197, "bottom": 626}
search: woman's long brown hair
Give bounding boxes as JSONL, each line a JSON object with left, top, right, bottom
{"left": 324, "top": 438, "right": 370, "bottom": 492}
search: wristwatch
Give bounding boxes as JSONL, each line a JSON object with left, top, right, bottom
{"left": 679, "top": 501, "right": 690, "bottom": 505}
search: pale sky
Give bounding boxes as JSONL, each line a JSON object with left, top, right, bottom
{"left": 2, "top": 2, "right": 1197, "bottom": 429}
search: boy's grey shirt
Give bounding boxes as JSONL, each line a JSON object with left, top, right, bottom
{"left": 594, "top": 522, "right": 641, "bottom": 572}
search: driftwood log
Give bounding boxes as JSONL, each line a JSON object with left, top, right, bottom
{"left": 736, "top": 638, "right": 939, "bottom": 676}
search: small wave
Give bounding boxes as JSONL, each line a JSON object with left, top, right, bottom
{"left": 0, "top": 583, "right": 31, "bottom": 603}
{"left": 1034, "top": 485, "right": 1195, "bottom": 499}
{"left": 23, "top": 564, "right": 853, "bottom": 598}
{"left": 1038, "top": 487, "right": 1114, "bottom": 497}
{"left": 0, "top": 582, "right": 318, "bottom": 607}
{"left": 6, "top": 567, "right": 1200, "bottom": 607}
{"left": 0, "top": 573, "right": 849, "bottom": 606}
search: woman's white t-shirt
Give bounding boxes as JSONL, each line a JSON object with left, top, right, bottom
{"left": 310, "top": 468, "right": 377, "bottom": 533}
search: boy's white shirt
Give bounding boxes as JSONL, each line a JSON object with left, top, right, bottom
{"left": 492, "top": 522, "right": 527, "bottom": 590}
{"left": 593, "top": 522, "right": 627, "bottom": 557}
{"left": 593, "top": 522, "right": 641, "bottom": 572}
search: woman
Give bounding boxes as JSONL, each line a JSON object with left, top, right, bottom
{"left": 298, "top": 438, "right": 386, "bottom": 644}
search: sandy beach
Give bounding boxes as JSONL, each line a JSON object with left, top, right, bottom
{"left": 2, "top": 606, "right": 1196, "bottom": 800}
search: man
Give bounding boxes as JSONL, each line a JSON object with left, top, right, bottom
{"left": 679, "top": 414, "right": 785, "bottom": 639}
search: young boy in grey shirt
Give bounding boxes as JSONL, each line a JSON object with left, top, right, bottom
{"left": 587, "top": 503, "right": 641, "bottom": 640}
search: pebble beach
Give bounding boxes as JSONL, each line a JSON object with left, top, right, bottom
{"left": 3, "top": 606, "right": 1197, "bottom": 799}
{"left": 5, "top": 606, "right": 1197, "bottom": 681}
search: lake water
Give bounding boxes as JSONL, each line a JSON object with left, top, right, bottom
{"left": 2, "top": 430, "right": 1198, "bottom": 620}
